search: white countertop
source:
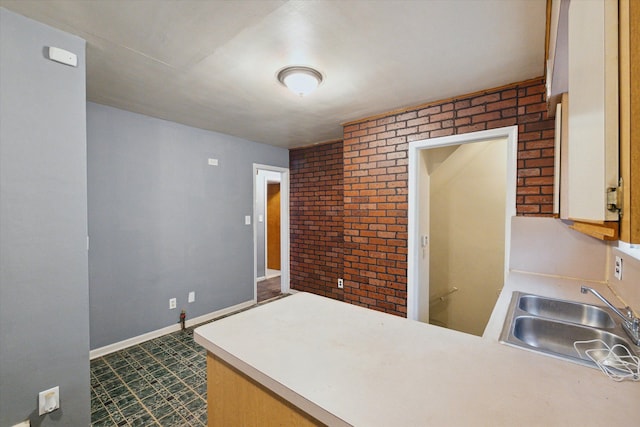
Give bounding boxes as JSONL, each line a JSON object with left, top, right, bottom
{"left": 195, "top": 277, "right": 639, "bottom": 426}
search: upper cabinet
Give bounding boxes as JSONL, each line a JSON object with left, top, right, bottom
{"left": 547, "top": 0, "right": 639, "bottom": 241}
{"left": 619, "top": 0, "right": 640, "bottom": 243}
{"left": 566, "top": 0, "right": 619, "bottom": 223}
{"left": 546, "top": 0, "right": 569, "bottom": 103}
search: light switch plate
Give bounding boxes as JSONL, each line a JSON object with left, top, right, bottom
{"left": 188, "top": 291, "right": 195, "bottom": 303}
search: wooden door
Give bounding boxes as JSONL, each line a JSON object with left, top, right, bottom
{"left": 267, "top": 183, "right": 281, "bottom": 270}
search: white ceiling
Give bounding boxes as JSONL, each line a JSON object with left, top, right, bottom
{"left": 0, "top": 0, "right": 547, "bottom": 148}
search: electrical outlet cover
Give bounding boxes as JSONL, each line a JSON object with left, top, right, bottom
{"left": 614, "top": 256, "right": 623, "bottom": 280}
{"left": 38, "top": 386, "right": 59, "bottom": 415}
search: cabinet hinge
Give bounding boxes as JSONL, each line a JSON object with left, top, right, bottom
{"left": 607, "top": 179, "right": 623, "bottom": 216}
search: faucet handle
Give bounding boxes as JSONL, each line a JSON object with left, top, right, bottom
{"left": 625, "top": 306, "right": 633, "bottom": 319}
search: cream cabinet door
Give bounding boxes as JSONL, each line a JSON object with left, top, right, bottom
{"left": 566, "top": 0, "right": 619, "bottom": 222}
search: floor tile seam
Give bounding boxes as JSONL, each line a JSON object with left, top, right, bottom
{"left": 138, "top": 339, "right": 207, "bottom": 403}
{"left": 103, "top": 353, "right": 163, "bottom": 425}
{"left": 92, "top": 348, "right": 202, "bottom": 424}
{"left": 90, "top": 362, "right": 130, "bottom": 424}
{"left": 89, "top": 399, "right": 116, "bottom": 425}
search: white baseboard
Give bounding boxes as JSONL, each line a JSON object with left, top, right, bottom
{"left": 90, "top": 300, "right": 255, "bottom": 360}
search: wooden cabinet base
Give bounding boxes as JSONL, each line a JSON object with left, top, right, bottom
{"left": 569, "top": 220, "right": 619, "bottom": 240}
{"left": 206, "top": 353, "right": 324, "bottom": 426}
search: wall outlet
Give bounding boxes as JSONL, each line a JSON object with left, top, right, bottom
{"left": 38, "top": 386, "right": 59, "bottom": 415}
{"left": 169, "top": 298, "right": 177, "bottom": 309}
{"left": 614, "top": 256, "right": 623, "bottom": 280}
{"left": 337, "top": 278, "right": 344, "bottom": 289}
{"left": 188, "top": 291, "right": 195, "bottom": 303}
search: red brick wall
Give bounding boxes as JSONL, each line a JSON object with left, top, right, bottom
{"left": 289, "top": 141, "right": 344, "bottom": 299}
{"left": 289, "top": 77, "right": 554, "bottom": 316}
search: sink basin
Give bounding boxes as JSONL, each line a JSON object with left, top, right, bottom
{"left": 518, "top": 294, "right": 616, "bottom": 328}
{"left": 500, "top": 292, "right": 639, "bottom": 369}
{"left": 512, "top": 316, "right": 632, "bottom": 364}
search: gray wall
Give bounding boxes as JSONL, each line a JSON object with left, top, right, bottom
{"left": 87, "top": 103, "right": 288, "bottom": 349}
{"left": 0, "top": 8, "right": 90, "bottom": 427}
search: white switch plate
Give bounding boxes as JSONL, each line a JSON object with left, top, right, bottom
{"left": 258, "top": 214, "right": 264, "bottom": 222}
{"left": 245, "top": 215, "right": 251, "bottom": 225}
{"left": 38, "top": 386, "right": 59, "bottom": 415}
{"left": 169, "top": 298, "right": 177, "bottom": 309}
{"left": 338, "top": 278, "right": 344, "bottom": 289}
{"left": 188, "top": 291, "right": 195, "bottom": 303}
{"left": 614, "top": 256, "right": 623, "bottom": 280}
{"left": 207, "top": 158, "right": 218, "bottom": 166}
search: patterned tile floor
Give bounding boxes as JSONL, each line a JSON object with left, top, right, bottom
{"left": 90, "top": 327, "right": 207, "bottom": 426}
{"left": 90, "top": 294, "right": 290, "bottom": 426}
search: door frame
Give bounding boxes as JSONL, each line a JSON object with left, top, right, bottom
{"left": 406, "top": 126, "right": 518, "bottom": 321}
{"left": 253, "top": 164, "right": 290, "bottom": 301}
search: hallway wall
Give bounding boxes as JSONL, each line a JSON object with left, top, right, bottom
{"left": 428, "top": 139, "right": 507, "bottom": 335}
{"left": 256, "top": 170, "right": 281, "bottom": 279}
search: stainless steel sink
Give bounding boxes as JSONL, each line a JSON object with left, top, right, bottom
{"left": 500, "top": 292, "right": 639, "bottom": 369}
{"left": 517, "top": 294, "right": 616, "bottom": 328}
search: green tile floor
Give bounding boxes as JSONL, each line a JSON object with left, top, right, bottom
{"left": 90, "top": 327, "right": 207, "bottom": 426}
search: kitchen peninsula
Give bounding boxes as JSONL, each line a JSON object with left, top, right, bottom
{"left": 194, "top": 291, "right": 638, "bottom": 426}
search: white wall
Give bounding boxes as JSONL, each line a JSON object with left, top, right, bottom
{"left": 609, "top": 246, "right": 640, "bottom": 313}
{"left": 509, "top": 217, "right": 639, "bottom": 317}
{"left": 510, "top": 216, "right": 608, "bottom": 280}
{"left": 428, "top": 138, "right": 507, "bottom": 336}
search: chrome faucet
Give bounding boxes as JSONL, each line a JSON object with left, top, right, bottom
{"left": 581, "top": 285, "right": 640, "bottom": 346}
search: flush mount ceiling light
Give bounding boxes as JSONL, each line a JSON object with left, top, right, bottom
{"left": 277, "top": 66, "right": 323, "bottom": 97}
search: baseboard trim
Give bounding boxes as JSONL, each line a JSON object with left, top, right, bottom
{"left": 89, "top": 300, "right": 255, "bottom": 360}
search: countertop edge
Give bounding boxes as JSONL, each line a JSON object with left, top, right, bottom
{"left": 194, "top": 326, "right": 352, "bottom": 427}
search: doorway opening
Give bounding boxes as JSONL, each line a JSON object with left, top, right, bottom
{"left": 266, "top": 181, "right": 281, "bottom": 277}
{"left": 407, "top": 127, "right": 517, "bottom": 335}
{"left": 254, "top": 164, "right": 290, "bottom": 303}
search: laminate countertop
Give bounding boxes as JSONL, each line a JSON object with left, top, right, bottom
{"left": 194, "top": 274, "right": 639, "bottom": 426}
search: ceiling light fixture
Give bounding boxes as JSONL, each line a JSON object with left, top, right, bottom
{"left": 277, "top": 66, "right": 323, "bottom": 97}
